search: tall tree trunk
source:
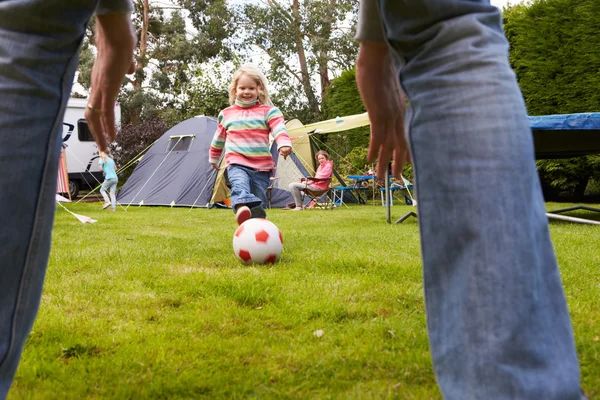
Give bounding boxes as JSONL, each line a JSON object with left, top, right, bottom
{"left": 292, "top": 0, "right": 320, "bottom": 114}
{"left": 129, "top": 0, "right": 149, "bottom": 125}
{"left": 318, "top": 0, "right": 335, "bottom": 98}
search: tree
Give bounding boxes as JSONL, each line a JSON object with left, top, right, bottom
{"left": 321, "top": 67, "right": 364, "bottom": 118}
{"left": 240, "top": 0, "right": 359, "bottom": 122}
{"left": 503, "top": 0, "right": 600, "bottom": 199}
{"left": 319, "top": 67, "right": 369, "bottom": 163}
{"left": 76, "top": 0, "right": 234, "bottom": 125}
{"left": 110, "top": 118, "right": 170, "bottom": 181}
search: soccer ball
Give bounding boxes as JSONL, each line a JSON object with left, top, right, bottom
{"left": 233, "top": 218, "right": 283, "bottom": 264}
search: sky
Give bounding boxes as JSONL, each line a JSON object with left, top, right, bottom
{"left": 490, "top": 0, "right": 520, "bottom": 9}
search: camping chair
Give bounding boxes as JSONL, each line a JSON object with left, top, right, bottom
{"left": 379, "top": 182, "right": 414, "bottom": 206}
{"left": 301, "top": 177, "right": 334, "bottom": 210}
{"left": 266, "top": 177, "right": 277, "bottom": 209}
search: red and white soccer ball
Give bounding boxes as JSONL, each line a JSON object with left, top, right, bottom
{"left": 233, "top": 218, "right": 283, "bottom": 264}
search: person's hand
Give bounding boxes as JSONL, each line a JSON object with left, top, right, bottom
{"left": 356, "top": 41, "right": 408, "bottom": 180}
{"left": 211, "top": 163, "right": 220, "bottom": 171}
{"left": 279, "top": 146, "right": 292, "bottom": 159}
{"left": 85, "top": 12, "right": 136, "bottom": 153}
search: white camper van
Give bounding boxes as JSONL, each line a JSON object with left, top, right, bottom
{"left": 61, "top": 98, "right": 121, "bottom": 198}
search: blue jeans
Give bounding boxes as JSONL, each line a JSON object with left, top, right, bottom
{"left": 0, "top": 2, "right": 95, "bottom": 398}
{"left": 100, "top": 178, "right": 118, "bottom": 210}
{"left": 227, "top": 164, "right": 270, "bottom": 212}
{"left": 379, "top": 1, "right": 581, "bottom": 398}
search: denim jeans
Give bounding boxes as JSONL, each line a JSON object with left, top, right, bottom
{"left": 100, "top": 178, "right": 118, "bottom": 210}
{"left": 0, "top": 2, "right": 95, "bottom": 398}
{"left": 227, "top": 164, "right": 270, "bottom": 213}
{"left": 378, "top": 1, "right": 581, "bottom": 398}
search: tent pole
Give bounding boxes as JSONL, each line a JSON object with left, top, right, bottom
{"left": 385, "top": 167, "right": 391, "bottom": 223}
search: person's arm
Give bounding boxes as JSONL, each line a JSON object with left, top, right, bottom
{"left": 85, "top": 10, "right": 136, "bottom": 152}
{"left": 356, "top": 42, "right": 407, "bottom": 180}
{"left": 209, "top": 112, "right": 227, "bottom": 170}
{"left": 355, "top": 0, "right": 408, "bottom": 180}
{"left": 266, "top": 107, "right": 292, "bottom": 159}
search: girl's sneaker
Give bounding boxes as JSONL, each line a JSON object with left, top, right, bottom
{"left": 235, "top": 206, "right": 251, "bottom": 225}
{"left": 102, "top": 202, "right": 111, "bottom": 209}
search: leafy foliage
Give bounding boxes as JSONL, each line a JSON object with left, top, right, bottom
{"left": 503, "top": 0, "right": 600, "bottom": 199}
{"left": 177, "top": 62, "right": 231, "bottom": 121}
{"left": 319, "top": 67, "right": 369, "bottom": 161}
{"left": 321, "top": 67, "right": 364, "bottom": 119}
{"left": 111, "top": 118, "right": 169, "bottom": 180}
{"left": 240, "top": 0, "right": 359, "bottom": 120}
{"left": 77, "top": 1, "right": 234, "bottom": 125}
{"left": 336, "top": 146, "right": 368, "bottom": 176}
{"left": 536, "top": 155, "right": 600, "bottom": 200}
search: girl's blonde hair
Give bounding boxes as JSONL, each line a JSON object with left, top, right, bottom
{"left": 100, "top": 150, "right": 112, "bottom": 162}
{"left": 228, "top": 64, "right": 271, "bottom": 106}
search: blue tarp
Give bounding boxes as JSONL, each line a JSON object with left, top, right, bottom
{"left": 528, "top": 113, "right": 600, "bottom": 130}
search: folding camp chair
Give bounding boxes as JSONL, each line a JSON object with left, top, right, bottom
{"left": 301, "top": 177, "right": 334, "bottom": 210}
{"left": 379, "top": 182, "right": 414, "bottom": 206}
{"left": 266, "top": 177, "right": 277, "bottom": 209}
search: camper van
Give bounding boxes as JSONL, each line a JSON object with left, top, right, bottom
{"left": 62, "top": 98, "right": 121, "bottom": 198}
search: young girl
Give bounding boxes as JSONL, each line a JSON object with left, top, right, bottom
{"left": 99, "top": 151, "right": 118, "bottom": 211}
{"left": 209, "top": 65, "right": 292, "bottom": 225}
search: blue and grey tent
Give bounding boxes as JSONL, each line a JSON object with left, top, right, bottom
{"left": 116, "top": 116, "right": 315, "bottom": 208}
{"left": 117, "top": 116, "right": 223, "bottom": 207}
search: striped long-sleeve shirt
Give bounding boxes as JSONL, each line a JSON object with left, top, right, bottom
{"left": 209, "top": 100, "right": 292, "bottom": 171}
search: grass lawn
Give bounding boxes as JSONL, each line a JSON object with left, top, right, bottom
{"left": 8, "top": 202, "right": 600, "bottom": 399}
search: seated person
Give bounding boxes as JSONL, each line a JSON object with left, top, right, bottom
{"left": 288, "top": 150, "right": 333, "bottom": 210}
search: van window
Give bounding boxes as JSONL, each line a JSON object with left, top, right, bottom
{"left": 78, "top": 119, "right": 95, "bottom": 142}
{"left": 167, "top": 135, "right": 194, "bottom": 152}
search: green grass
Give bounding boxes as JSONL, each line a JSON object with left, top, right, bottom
{"left": 8, "top": 202, "right": 600, "bottom": 399}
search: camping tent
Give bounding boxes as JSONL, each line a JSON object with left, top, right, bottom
{"left": 117, "top": 116, "right": 227, "bottom": 207}
{"left": 266, "top": 114, "right": 365, "bottom": 206}
{"left": 125, "top": 110, "right": 600, "bottom": 211}
{"left": 116, "top": 116, "right": 319, "bottom": 208}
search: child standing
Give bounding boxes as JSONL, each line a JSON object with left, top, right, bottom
{"left": 99, "top": 151, "right": 118, "bottom": 211}
{"left": 209, "top": 65, "right": 292, "bottom": 225}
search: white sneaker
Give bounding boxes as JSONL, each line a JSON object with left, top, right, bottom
{"left": 291, "top": 206, "right": 303, "bottom": 211}
{"left": 102, "top": 202, "right": 110, "bottom": 209}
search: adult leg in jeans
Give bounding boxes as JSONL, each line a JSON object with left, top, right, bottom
{"left": 0, "top": 2, "right": 95, "bottom": 397}
{"left": 378, "top": 1, "right": 581, "bottom": 398}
